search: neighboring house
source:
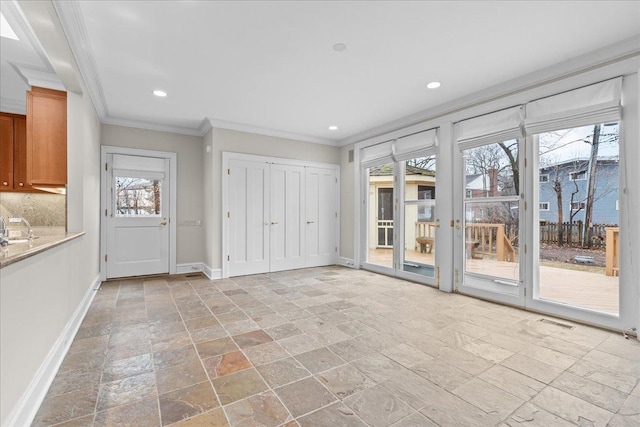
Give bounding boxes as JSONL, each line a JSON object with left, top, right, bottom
{"left": 538, "top": 158, "right": 619, "bottom": 224}
{"left": 368, "top": 164, "right": 436, "bottom": 249}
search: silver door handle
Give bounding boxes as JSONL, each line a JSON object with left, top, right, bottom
{"left": 160, "top": 221, "right": 167, "bottom": 226}
{"left": 271, "top": 221, "right": 278, "bottom": 225}
{"left": 307, "top": 221, "right": 315, "bottom": 224}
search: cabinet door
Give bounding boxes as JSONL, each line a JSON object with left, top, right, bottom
{"left": 13, "top": 116, "right": 29, "bottom": 190}
{"left": 27, "top": 87, "right": 67, "bottom": 185}
{"left": 0, "top": 115, "right": 14, "bottom": 189}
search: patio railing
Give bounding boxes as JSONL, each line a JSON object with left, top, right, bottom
{"left": 465, "top": 223, "right": 516, "bottom": 262}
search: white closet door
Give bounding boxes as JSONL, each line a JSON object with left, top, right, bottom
{"left": 229, "top": 159, "right": 270, "bottom": 276}
{"left": 306, "top": 167, "right": 337, "bottom": 267}
{"left": 270, "top": 164, "right": 306, "bottom": 272}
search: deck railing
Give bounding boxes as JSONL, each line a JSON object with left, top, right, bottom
{"left": 465, "top": 223, "right": 516, "bottom": 262}
{"left": 605, "top": 227, "right": 620, "bottom": 276}
{"left": 415, "top": 222, "right": 436, "bottom": 238}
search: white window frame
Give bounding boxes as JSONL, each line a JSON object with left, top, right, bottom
{"left": 539, "top": 174, "right": 549, "bottom": 182}
{"left": 570, "top": 201, "right": 586, "bottom": 210}
{"left": 539, "top": 202, "right": 550, "bottom": 211}
{"left": 569, "top": 170, "right": 587, "bottom": 181}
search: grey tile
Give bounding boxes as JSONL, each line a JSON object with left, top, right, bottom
{"left": 275, "top": 377, "right": 337, "bottom": 417}
{"left": 420, "top": 390, "right": 502, "bottom": 427}
{"left": 257, "top": 357, "right": 310, "bottom": 388}
{"left": 478, "top": 365, "right": 545, "bottom": 401}
{"left": 344, "top": 385, "right": 414, "bottom": 427}
{"left": 505, "top": 402, "right": 577, "bottom": 427}
{"left": 501, "top": 354, "right": 565, "bottom": 384}
{"left": 452, "top": 378, "right": 524, "bottom": 420}
{"left": 531, "top": 386, "right": 614, "bottom": 427}
{"left": 295, "top": 347, "right": 344, "bottom": 374}
{"left": 551, "top": 371, "right": 628, "bottom": 412}
{"left": 297, "top": 402, "right": 367, "bottom": 427}
{"left": 316, "top": 364, "right": 376, "bottom": 399}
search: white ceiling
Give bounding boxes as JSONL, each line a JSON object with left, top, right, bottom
{"left": 52, "top": 1, "right": 640, "bottom": 145}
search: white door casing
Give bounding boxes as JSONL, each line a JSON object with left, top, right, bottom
{"left": 102, "top": 148, "right": 176, "bottom": 279}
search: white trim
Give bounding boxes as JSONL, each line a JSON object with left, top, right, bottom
{"left": 9, "top": 62, "right": 65, "bottom": 91}
{"left": 539, "top": 173, "right": 549, "bottom": 183}
{"left": 202, "top": 264, "right": 222, "bottom": 280}
{"left": 2, "top": 274, "right": 100, "bottom": 427}
{"left": 337, "top": 257, "right": 356, "bottom": 268}
{"left": 0, "top": 97, "right": 26, "bottom": 114}
{"left": 176, "top": 263, "right": 203, "bottom": 274}
{"left": 52, "top": 1, "right": 108, "bottom": 118}
{"left": 207, "top": 118, "right": 338, "bottom": 146}
{"left": 101, "top": 116, "right": 206, "bottom": 137}
{"left": 539, "top": 202, "right": 550, "bottom": 211}
{"left": 100, "top": 146, "right": 178, "bottom": 280}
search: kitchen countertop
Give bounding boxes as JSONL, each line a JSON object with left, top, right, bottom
{"left": 0, "top": 228, "right": 85, "bottom": 269}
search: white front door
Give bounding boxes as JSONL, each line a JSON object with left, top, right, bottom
{"left": 306, "top": 167, "right": 337, "bottom": 267}
{"left": 106, "top": 154, "right": 170, "bottom": 279}
{"left": 228, "top": 159, "right": 270, "bottom": 276}
{"left": 270, "top": 164, "right": 306, "bottom": 272}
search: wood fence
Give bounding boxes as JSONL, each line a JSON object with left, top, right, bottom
{"left": 539, "top": 221, "right": 617, "bottom": 248}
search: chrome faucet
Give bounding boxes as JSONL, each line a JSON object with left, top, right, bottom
{"left": 0, "top": 216, "right": 7, "bottom": 247}
{"left": 8, "top": 216, "right": 33, "bottom": 240}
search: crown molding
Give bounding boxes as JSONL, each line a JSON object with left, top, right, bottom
{"left": 338, "top": 36, "right": 640, "bottom": 147}
{"left": 0, "top": 97, "right": 27, "bottom": 114}
{"left": 205, "top": 118, "right": 338, "bottom": 146}
{"left": 101, "top": 116, "right": 207, "bottom": 137}
{"left": 9, "top": 62, "right": 65, "bottom": 91}
{"left": 52, "top": 0, "right": 108, "bottom": 119}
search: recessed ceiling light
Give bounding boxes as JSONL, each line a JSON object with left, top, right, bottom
{"left": 0, "top": 12, "right": 19, "bottom": 41}
{"left": 153, "top": 90, "right": 167, "bottom": 97}
{"left": 332, "top": 43, "right": 346, "bottom": 52}
{"left": 427, "top": 81, "right": 441, "bottom": 89}
{"left": 328, "top": 125, "right": 338, "bottom": 131}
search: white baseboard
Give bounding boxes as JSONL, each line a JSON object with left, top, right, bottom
{"left": 176, "top": 263, "right": 204, "bottom": 274}
{"left": 202, "top": 264, "right": 222, "bottom": 280}
{"left": 338, "top": 257, "right": 357, "bottom": 268}
{"left": 4, "top": 274, "right": 101, "bottom": 427}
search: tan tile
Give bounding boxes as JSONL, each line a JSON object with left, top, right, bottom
{"left": 462, "top": 340, "right": 514, "bottom": 364}
{"left": 453, "top": 378, "right": 524, "bottom": 420}
{"left": 102, "top": 352, "right": 153, "bottom": 382}
{"left": 211, "top": 368, "right": 268, "bottom": 405}
{"left": 152, "top": 331, "right": 193, "bottom": 352}
{"left": 351, "top": 354, "right": 407, "bottom": 383}
{"left": 295, "top": 347, "right": 344, "bottom": 374}
{"left": 154, "top": 344, "right": 199, "bottom": 369}
{"left": 328, "top": 339, "right": 375, "bottom": 362}
{"left": 46, "top": 368, "right": 101, "bottom": 397}
{"left": 596, "top": 335, "right": 640, "bottom": 362}
{"left": 32, "top": 388, "right": 98, "bottom": 426}
{"left": 264, "top": 323, "right": 303, "bottom": 341}
{"left": 184, "top": 316, "right": 221, "bottom": 331}
{"left": 278, "top": 334, "right": 322, "bottom": 355}
{"left": 297, "top": 402, "right": 367, "bottom": 427}
{"left": 156, "top": 359, "right": 208, "bottom": 394}
{"left": 203, "top": 351, "right": 252, "bottom": 379}
{"left": 520, "top": 345, "right": 578, "bottom": 370}
{"left": 501, "top": 354, "right": 564, "bottom": 384}
{"left": 93, "top": 396, "right": 160, "bottom": 427}
{"left": 196, "top": 337, "right": 239, "bottom": 358}
{"left": 159, "top": 381, "right": 219, "bottom": 425}
{"left": 344, "top": 385, "right": 413, "bottom": 427}
{"left": 225, "top": 391, "right": 292, "bottom": 427}
{"left": 390, "top": 412, "right": 438, "bottom": 427}
{"left": 96, "top": 371, "right": 157, "bottom": 411}
{"left": 244, "top": 341, "right": 290, "bottom": 366}
{"left": 233, "top": 330, "right": 273, "bottom": 349}
{"left": 568, "top": 359, "right": 639, "bottom": 394}
{"left": 274, "top": 377, "right": 337, "bottom": 417}
{"left": 411, "top": 359, "right": 474, "bottom": 392}
{"left": 257, "top": 357, "right": 309, "bottom": 388}
{"left": 381, "top": 370, "right": 445, "bottom": 410}
{"left": 478, "top": 365, "right": 545, "bottom": 400}
{"left": 551, "top": 372, "right": 628, "bottom": 412}
{"left": 420, "top": 389, "right": 502, "bottom": 427}
{"left": 505, "top": 402, "right": 577, "bottom": 426}
{"left": 190, "top": 325, "right": 228, "bottom": 343}
{"left": 381, "top": 343, "right": 434, "bottom": 368}
{"left": 531, "top": 386, "right": 614, "bottom": 426}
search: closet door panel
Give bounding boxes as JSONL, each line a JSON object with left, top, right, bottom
{"left": 270, "top": 164, "right": 306, "bottom": 272}
{"left": 306, "top": 167, "right": 337, "bottom": 267}
{"left": 229, "top": 160, "right": 270, "bottom": 276}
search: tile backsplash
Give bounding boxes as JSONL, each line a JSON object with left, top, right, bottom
{"left": 0, "top": 192, "right": 66, "bottom": 227}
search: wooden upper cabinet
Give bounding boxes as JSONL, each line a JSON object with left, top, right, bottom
{"left": 27, "top": 87, "right": 67, "bottom": 186}
{"left": 0, "top": 115, "right": 15, "bottom": 189}
{"left": 13, "top": 116, "right": 29, "bottom": 189}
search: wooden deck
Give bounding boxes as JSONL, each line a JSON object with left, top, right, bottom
{"left": 367, "top": 248, "right": 618, "bottom": 315}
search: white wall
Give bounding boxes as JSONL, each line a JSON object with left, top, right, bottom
{"left": 0, "top": 79, "right": 101, "bottom": 424}
{"left": 101, "top": 124, "right": 205, "bottom": 264}
{"left": 203, "top": 127, "right": 340, "bottom": 271}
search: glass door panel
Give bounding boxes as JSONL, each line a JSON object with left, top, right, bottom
{"left": 535, "top": 123, "right": 620, "bottom": 316}
{"left": 460, "top": 140, "right": 523, "bottom": 303}
{"left": 367, "top": 163, "right": 394, "bottom": 269}
{"left": 402, "top": 155, "right": 437, "bottom": 278}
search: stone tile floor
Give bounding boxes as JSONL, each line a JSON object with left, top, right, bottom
{"left": 33, "top": 266, "right": 640, "bottom": 426}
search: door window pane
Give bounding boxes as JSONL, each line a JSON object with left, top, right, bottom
{"left": 404, "top": 156, "right": 436, "bottom": 277}
{"left": 464, "top": 140, "right": 519, "bottom": 197}
{"left": 115, "top": 177, "right": 162, "bottom": 216}
{"left": 367, "top": 163, "right": 394, "bottom": 268}
{"left": 537, "top": 122, "right": 619, "bottom": 315}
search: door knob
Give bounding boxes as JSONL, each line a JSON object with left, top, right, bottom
{"left": 307, "top": 221, "right": 315, "bottom": 224}
{"left": 271, "top": 221, "right": 279, "bottom": 225}
{"left": 2, "top": 182, "right": 7, "bottom": 186}
{"left": 160, "top": 220, "right": 167, "bottom": 226}
{"left": 18, "top": 183, "right": 24, "bottom": 187}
